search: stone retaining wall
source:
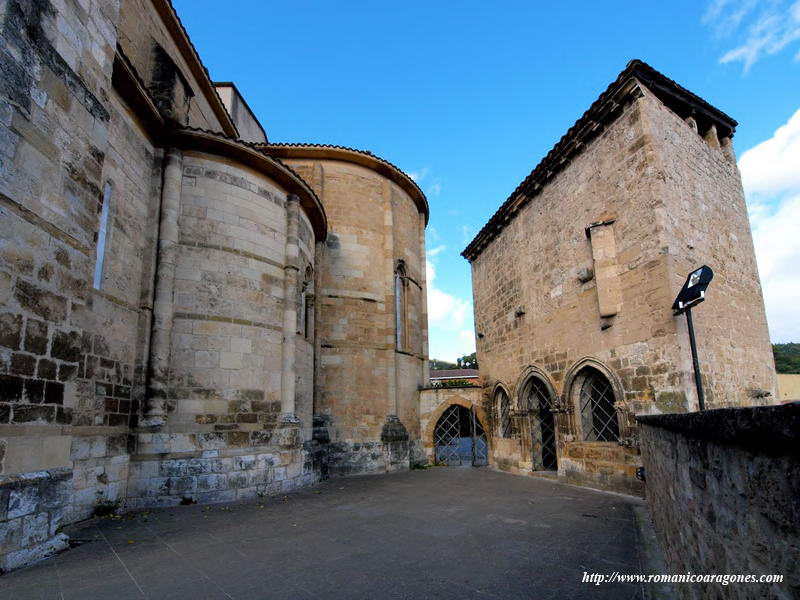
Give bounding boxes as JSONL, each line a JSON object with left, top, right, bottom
{"left": 638, "top": 405, "right": 799, "bottom": 600}
{"left": 0, "top": 468, "right": 71, "bottom": 572}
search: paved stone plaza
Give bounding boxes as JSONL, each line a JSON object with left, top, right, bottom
{"left": 0, "top": 469, "right": 646, "bottom": 599}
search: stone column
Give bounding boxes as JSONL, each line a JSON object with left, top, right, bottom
{"left": 381, "top": 184, "right": 408, "bottom": 446}
{"left": 418, "top": 212, "right": 430, "bottom": 386}
{"left": 384, "top": 181, "right": 398, "bottom": 419}
{"left": 280, "top": 194, "right": 301, "bottom": 422}
{"left": 143, "top": 148, "right": 182, "bottom": 427}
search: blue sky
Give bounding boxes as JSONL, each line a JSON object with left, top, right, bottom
{"left": 175, "top": 0, "right": 800, "bottom": 360}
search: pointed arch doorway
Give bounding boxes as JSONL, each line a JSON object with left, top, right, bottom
{"left": 523, "top": 376, "right": 558, "bottom": 471}
{"left": 433, "top": 404, "right": 488, "bottom": 467}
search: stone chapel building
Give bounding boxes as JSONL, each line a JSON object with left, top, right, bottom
{"left": 461, "top": 60, "right": 776, "bottom": 495}
{"left": 0, "top": 0, "right": 428, "bottom": 569}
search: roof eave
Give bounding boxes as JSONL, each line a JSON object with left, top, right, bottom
{"left": 265, "top": 143, "right": 429, "bottom": 225}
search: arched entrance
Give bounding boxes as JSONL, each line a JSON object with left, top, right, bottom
{"left": 522, "top": 376, "right": 558, "bottom": 471}
{"left": 433, "top": 404, "right": 488, "bottom": 466}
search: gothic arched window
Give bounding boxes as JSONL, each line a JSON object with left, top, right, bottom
{"left": 576, "top": 367, "right": 619, "bottom": 442}
{"left": 496, "top": 387, "right": 512, "bottom": 438}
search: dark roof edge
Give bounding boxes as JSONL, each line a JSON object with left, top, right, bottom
{"left": 461, "top": 59, "right": 738, "bottom": 262}
{"left": 264, "top": 143, "right": 429, "bottom": 225}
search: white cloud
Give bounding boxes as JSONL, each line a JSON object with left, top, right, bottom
{"left": 706, "top": 0, "right": 800, "bottom": 71}
{"left": 425, "top": 250, "right": 475, "bottom": 361}
{"left": 739, "top": 107, "right": 800, "bottom": 197}
{"left": 750, "top": 193, "right": 800, "bottom": 342}
{"left": 461, "top": 225, "right": 473, "bottom": 245}
{"left": 426, "top": 259, "right": 469, "bottom": 329}
{"left": 427, "top": 182, "right": 442, "bottom": 197}
{"left": 739, "top": 108, "right": 800, "bottom": 342}
{"left": 458, "top": 329, "right": 477, "bottom": 351}
{"left": 427, "top": 244, "right": 446, "bottom": 258}
{"left": 703, "top": 0, "right": 758, "bottom": 35}
{"left": 408, "top": 167, "right": 428, "bottom": 182}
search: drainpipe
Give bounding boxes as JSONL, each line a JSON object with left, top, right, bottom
{"left": 280, "top": 194, "right": 300, "bottom": 422}
{"left": 143, "top": 148, "right": 182, "bottom": 427}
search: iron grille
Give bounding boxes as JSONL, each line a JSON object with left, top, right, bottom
{"left": 434, "top": 405, "right": 463, "bottom": 465}
{"left": 498, "top": 389, "right": 511, "bottom": 438}
{"left": 433, "top": 405, "right": 488, "bottom": 467}
{"left": 579, "top": 369, "right": 619, "bottom": 442}
{"left": 526, "top": 378, "right": 557, "bottom": 471}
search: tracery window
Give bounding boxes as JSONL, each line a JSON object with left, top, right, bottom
{"left": 497, "top": 387, "right": 512, "bottom": 438}
{"left": 577, "top": 367, "right": 619, "bottom": 442}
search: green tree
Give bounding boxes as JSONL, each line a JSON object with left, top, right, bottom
{"left": 429, "top": 358, "right": 458, "bottom": 371}
{"left": 456, "top": 352, "right": 478, "bottom": 369}
{"left": 773, "top": 343, "right": 800, "bottom": 374}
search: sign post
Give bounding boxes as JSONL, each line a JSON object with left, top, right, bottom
{"left": 672, "top": 265, "right": 714, "bottom": 411}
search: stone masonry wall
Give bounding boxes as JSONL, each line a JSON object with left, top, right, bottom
{"left": 0, "top": 0, "right": 326, "bottom": 569}
{"left": 116, "top": 0, "right": 226, "bottom": 130}
{"left": 0, "top": 468, "right": 71, "bottom": 572}
{"left": 467, "top": 78, "right": 774, "bottom": 495}
{"left": 122, "top": 149, "right": 322, "bottom": 508}
{"left": 0, "top": 0, "right": 145, "bottom": 557}
{"left": 469, "top": 86, "right": 670, "bottom": 494}
{"left": 283, "top": 158, "right": 427, "bottom": 475}
{"left": 642, "top": 90, "right": 776, "bottom": 407}
{"left": 166, "top": 151, "right": 298, "bottom": 429}
{"left": 638, "top": 405, "right": 799, "bottom": 600}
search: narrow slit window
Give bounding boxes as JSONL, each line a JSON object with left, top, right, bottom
{"left": 93, "top": 183, "right": 112, "bottom": 290}
{"left": 395, "top": 262, "right": 407, "bottom": 350}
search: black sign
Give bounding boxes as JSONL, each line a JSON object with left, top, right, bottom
{"left": 672, "top": 265, "right": 713, "bottom": 314}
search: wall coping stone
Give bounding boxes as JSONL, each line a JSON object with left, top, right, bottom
{"left": 636, "top": 404, "right": 800, "bottom": 451}
{"left": 419, "top": 385, "right": 480, "bottom": 391}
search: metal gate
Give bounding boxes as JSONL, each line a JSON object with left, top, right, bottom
{"left": 433, "top": 404, "right": 488, "bottom": 467}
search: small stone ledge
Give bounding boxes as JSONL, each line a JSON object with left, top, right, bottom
{"left": 636, "top": 403, "right": 800, "bottom": 451}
